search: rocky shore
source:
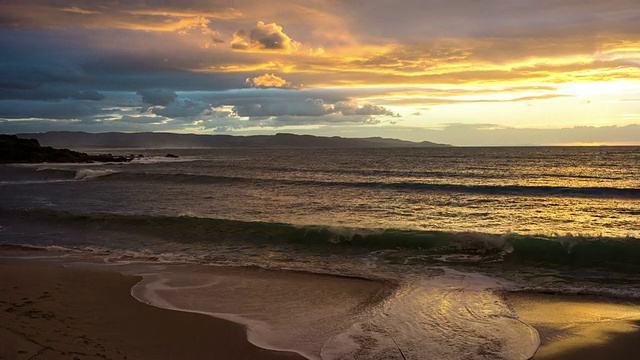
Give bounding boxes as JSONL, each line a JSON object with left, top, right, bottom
{"left": 0, "top": 135, "right": 141, "bottom": 163}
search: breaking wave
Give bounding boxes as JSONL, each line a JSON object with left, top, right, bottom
{"left": 73, "top": 168, "right": 119, "bottom": 180}
{"left": 3, "top": 209, "right": 639, "bottom": 272}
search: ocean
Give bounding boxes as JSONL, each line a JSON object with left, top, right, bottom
{"left": 1, "top": 146, "right": 639, "bottom": 359}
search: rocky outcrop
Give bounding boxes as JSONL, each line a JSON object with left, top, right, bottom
{"left": 0, "top": 135, "right": 139, "bottom": 164}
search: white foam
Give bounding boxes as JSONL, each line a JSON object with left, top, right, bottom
{"left": 129, "top": 156, "right": 200, "bottom": 164}
{"left": 0, "top": 166, "right": 117, "bottom": 184}
{"left": 129, "top": 271, "right": 319, "bottom": 360}
{"left": 322, "top": 269, "right": 540, "bottom": 360}
{"left": 123, "top": 264, "right": 540, "bottom": 360}
{"left": 73, "top": 168, "right": 118, "bottom": 180}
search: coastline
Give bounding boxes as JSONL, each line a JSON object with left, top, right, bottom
{"left": 507, "top": 292, "right": 640, "bottom": 360}
{"left": 3, "top": 257, "right": 640, "bottom": 360}
{"left": 0, "top": 261, "right": 306, "bottom": 360}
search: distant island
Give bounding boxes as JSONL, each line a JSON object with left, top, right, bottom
{"left": 14, "top": 131, "right": 452, "bottom": 149}
{"left": 0, "top": 134, "right": 141, "bottom": 163}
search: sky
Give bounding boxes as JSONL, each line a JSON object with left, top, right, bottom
{"left": 0, "top": 0, "right": 639, "bottom": 145}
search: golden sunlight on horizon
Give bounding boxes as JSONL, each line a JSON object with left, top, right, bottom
{"left": 0, "top": 1, "right": 639, "bottom": 145}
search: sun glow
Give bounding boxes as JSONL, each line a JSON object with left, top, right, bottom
{"left": 560, "top": 81, "right": 640, "bottom": 98}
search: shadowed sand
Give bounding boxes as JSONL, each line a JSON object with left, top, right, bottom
{"left": 508, "top": 292, "right": 640, "bottom": 360}
{"left": 0, "top": 262, "right": 306, "bottom": 360}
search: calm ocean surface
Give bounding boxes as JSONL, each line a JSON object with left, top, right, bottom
{"left": 1, "top": 146, "right": 639, "bottom": 359}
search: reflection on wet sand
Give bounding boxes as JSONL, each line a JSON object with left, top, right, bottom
{"left": 508, "top": 292, "right": 640, "bottom": 360}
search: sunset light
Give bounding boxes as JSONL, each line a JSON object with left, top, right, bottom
{"left": 1, "top": 3, "right": 639, "bottom": 360}
{"left": 0, "top": 0, "right": 639, "bottom": 145}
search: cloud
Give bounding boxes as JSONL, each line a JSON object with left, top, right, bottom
{"left": 118, "top": 115, "right": 165, "bottom": 124}
{"left": 0, "top": 85, "right": 106, "bottom": 101}
{"left": 0, "top": 2, "right": 242, "bottom": 35}
{"left": 0, "top": 118, "right": 181, "bottom": 133}
{"left": 231, "top": 21, "right": 300, "bottom": 52}
{"left": 0, "top": 100, "right": 102, "bottom": 119}
{"left": 231, "top": 97, "right": 396, "bottom": 119}
{"left": 263, "top": 114, "right": 384, "bottom": 126}
{"left": 233, "top": 98, "right": 329, "bottom": 117}
{"left": 230, "top": 30, "right": 250, "bottom": 50}
{"left": 174, "top": 16, "right": 224, "bottom": 46}
{"left": 151, "top": 98, "right": 213, "bottom": 118}
{"left": 76, "top": 90, "right": 106, "bottom": 101}
{"left": 0, "top": 1, "right": 638, "bottom": 143}
{"left": 137, "top": 89, "right": 178, "bottom": 106}
{"left": 195, "top": 111, "right": 239, "bottom": 131}
{"left": 246, "top": 74, "right": 292, "bottom": 88}
{"left": 189, "top": 88, "right": 352, "bottom": 106}
{"left": 333, "top": 101, "right": 396, "bottom": 116}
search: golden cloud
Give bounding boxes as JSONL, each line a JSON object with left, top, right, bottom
{"left": 245, "top": 74, "right": 293, "bottom": 88}
{"left": 123, "top": 8, "right": 244, "bottom": 20}
{"left": 231, "top": 21, "right": 300, "bottom": 52}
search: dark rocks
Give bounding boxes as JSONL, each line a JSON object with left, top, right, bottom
{"left": 165, "top": 153, "right": 179, "bottom": 158}
{"left": 87, "top": 153, "right": 142, "bottom": 163}
{"left": 0, "top": 135, "right": 139, "bottom": 164}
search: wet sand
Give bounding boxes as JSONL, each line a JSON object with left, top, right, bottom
{"left": 508, "top": 292, "right": 640, "bottom": 360}
{"left": 0, "top": 262, "right": 306, "bottom": 360}
{"left": 4, "top": 258, "right": 640, "bottom": 360}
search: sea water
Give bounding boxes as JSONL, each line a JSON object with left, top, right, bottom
{"left": 1, "top": 146, "right": 638, "bottom": 359}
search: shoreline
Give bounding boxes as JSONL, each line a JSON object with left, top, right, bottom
{"left": 0, "top": 261, "right": 306, "bottom": 360}
{"left": 3, "top": 256, "right": 640, "bottom": 360}
{"left": 124, "top": 262, "right": 388, "bottom": 360}
{"left": 507, "top": 292, "right": 640, "bottom": 360}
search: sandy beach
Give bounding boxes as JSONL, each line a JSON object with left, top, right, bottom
{"left": 3, "top": 258, "right": 640, "bottom": 360}
{"left": 0, "top": 261, "right": 305, "bottom": 360}
{"left": 508, "top": 292, "right": 640, "bottom": 360}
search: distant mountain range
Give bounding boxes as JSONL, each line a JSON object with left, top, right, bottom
{"left": 15, "top": 132, "right": 451, "bottom": 149}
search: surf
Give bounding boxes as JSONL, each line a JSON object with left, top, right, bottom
{"left": 2, "top": 209, "right": 639, "bottom": 272}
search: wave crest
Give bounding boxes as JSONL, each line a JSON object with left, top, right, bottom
{"left": 73, "top": 169, "right": 119, "bottom": 180}
{"left": 3, "top": 209, "right": 639, "bottom": 272}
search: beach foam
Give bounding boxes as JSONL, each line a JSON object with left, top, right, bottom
{"left": 128, "top": 266, "right": 384, "bottom": 360}
{"left": 73, "top": 168, "right": 118, "bottom": 180}
{"left": 124, "top": 264, "right": 539, "bottom": 360}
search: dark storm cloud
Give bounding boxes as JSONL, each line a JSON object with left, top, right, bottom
{"left": 77, "top": 90, "right": 106, "bottom": 101}
{"left": 0, "top": 100, "right": 103, "bottom": 119}
{"left": 233, "top": 98, "right": 329, "bottom": 117}
{"left": 0, "top": 63, "right": 87, "bottom": 87}
{"left": 137, "top": 89, "right": 178, "bottom": 106}
{"left": 0, "top": 86, "right": 105, "bottom": 101}
{"left": 188, "top": 88, "right": 351, "bottom": 107}
{"left": 0, "top": 28, "right": 247, "bottom": 93}
{"left": 151, "top": 98, "right": 212, "bottom": 118}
